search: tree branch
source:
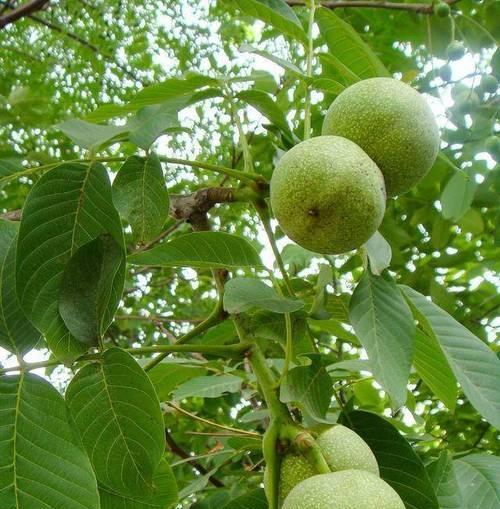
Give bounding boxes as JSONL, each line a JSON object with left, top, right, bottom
{"left": 0, "top": 0, "right": 49, "bottom": 29}
{"left": 286, "top": 0, "right": 461, "bottom": 14}
{"left": 164, "top": 430, "right": 225, "bottom": 488}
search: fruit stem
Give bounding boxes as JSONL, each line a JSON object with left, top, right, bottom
{"left": 281, "top": 427, "right": 332, "bottom": 474}
{"left": 303, "top": 0, "right": 317, "bottom": 140}
{"left": 254, "top": 200, "right": 295, "bottom": 296}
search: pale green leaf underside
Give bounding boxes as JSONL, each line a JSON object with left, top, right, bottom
{"left": 129, "top": 231, "right": 263, "bottom": 269}
{"left": 0, "top": 373, "right": 99, "bottom": 509}
{"left": 441, "top": 173, "right": 477, "bottom": 222}
{"left": 280, "top": 355, "right": 333, "bottom": 421}
{"left": 225, "top": 0, "right": 308, "bottom": 45}
{"left": 237, "top": 89, "right": 292, "bottom": 136}
{"left": 414, "top": 330, "right": 457, "bottom": 411}
{"left": 66, "top": 348, "right": 165, "bottom": 498}
{"left": 173, "top": 374, "right": 243, "bottom": 399}
{"left": 364, "top": 231, "right": 392, "bottom": 276}
{"left": 402, "top": 285, "right": 500, "bottom": 429}
{"left": 427, "top": 452, "right": 463, "bottom": 509}
{"left": 454, "top": 455, "right": 500, "bottom": 509}
{"left": 239, "top": 44, "right": 306, "bottom": 78}
{"left": 223, "top": 277, "right": 304, "bottom": 314}
{"left": 16, "top": 162, "right": 125, "bottom": 363}
{"left": 86, "top": 75, "right": 218, "bottom": 122}
{"left": 316, "top": 8, "right": 390, "bottom": 80}
{"left": 148, "top": 362, "right": 208, "bottom": 400}
{"left": 349, "top": 273, "right": 415, "bottom": 407}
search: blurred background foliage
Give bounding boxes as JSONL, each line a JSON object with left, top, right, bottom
{"left": 0, "top": 0, "right": 498, "bottom": 505}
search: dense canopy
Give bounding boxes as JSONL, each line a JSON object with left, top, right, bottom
{"left": 0, "top": 1, "right": 498, "bottom": 508}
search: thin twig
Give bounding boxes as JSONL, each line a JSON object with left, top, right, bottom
{"left": 166, "top": 402, "right": 261, "bottom": 438}
{"left": 286, "top": 0, "right": 462, "bottom": 14}
{"left": 165, "top": 430, "right": 225, "bottom": 488}
{"left": 0, "top": 0, "right": 49, "bottom": 29}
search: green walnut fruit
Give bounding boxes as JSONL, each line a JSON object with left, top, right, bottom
{"left": 316, "top": 425, "right": 379, "bottom": 476}
{"left": 276, "top": 425, "right": 379, "bottom": 505}
{"left": 322, "top": 77, "right": 440, "bottom": 196}
{"left": 480, "top": 74, "right": 499, "bottom": 94}
{"left": 270, "top": 136, "right": 386, "bottom": 255}
{"left": 278, "top": 452, "right": 317, "bottom": 505}
{"left": 439, "top": 64, "right": 452, "bottom": 82}
{"left": 282, "top": 470, "right": 405, "bottom": 509}
{"left": 434, "top": 2, "right": 451, "bottom": 16}
{"left": 446, "top": 41, "right": 466, "bottom": 61}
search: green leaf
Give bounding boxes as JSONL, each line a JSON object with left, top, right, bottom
{"left": 0, "top": 373, "right": 100, "bottom": 508}
{"left": 246, "top": 311, "right": 315, "bottom": 359}
{"left": 364, "top": 231, "right": 392, "bottom": 276}
{"left": 0, "top": 222, "right": 40, "bottom": 356}
{"left": 126, "top": 99, "right": 184, "bottom": 149}
{"left": 413, "top": 329, "right": 458, "bottom": 411}
{"left": 223, "top": 277, "right": 304, "bottom": 314}
{"left": 113, "top": 154, "right": 169, "bottom": 245}
{"left": 99, "top": 459, "right": 178, "bottom": 509}
{"left": 57, "top": 119, "right": 127, "bottom": 150}
{"left": 426, "top": 452, "right": 463, "bottom": 509}
{"left": 224, "top": 0, "right": 307, "bottom": 45}
{"left": 148, "top": 361, "right": 208, "bottom": 400}
{"left": 281, "top": 244, "right": 316, "bottom": 274}
{"left": 131, "top": 74, "right": 219, "bottom": 109}
{"left": 172, "top": 374, "right": 243, "bottom": 399}
{"left": 59, "top": 234, "right": 126, "bottom": 344}
{"left": 454, "top": 454, "right": 500, "bottom": 509}
{"left": 237, "top": 89, "right": 292, "bottom": 136}
{"left": 192, "top": 492, "right": 231, "bottom": 509}
{"left": 86, "top": 75, "right": 219, "bottom": 121}
{"left": 402, "top": 285, "right": 500, "bottom": 429}
{"left": 280, "top": 354, "right": 333, "bottom": 421}
{"left": 340, "top": 410, "right": 439, "bottom": 509}
{"left": 349, "top": 272, "right": 415, "bottom": 407}
{"left": 311, "top": 78, "right": 345, "bottom": 95}
{"left": 16, "top": 162, "right": 125, "bottom": 362}
{"left": 441, "top": 173, "right": 477, "bottom": 221}
{"left": 308, "top": 264, "right": 333, "bottom": 319}
{"left": 129, "top": 232, "right": 263, "bottom": 269}
{"left": 221, "top": 488, "right": 268, "bottom": 509}
{"left": 0, "top": 159, "right": 21, "bottom": 179}
{"left": 239, "top": 44, "right": 306, "bottom": 78}
{"left": 316, "top": 8, "right": 389, "bottom": 80}
{"left": 66, "top": 348, "right": 165, "bottom": 497}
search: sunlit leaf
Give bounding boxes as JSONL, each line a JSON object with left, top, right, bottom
{"left": 224, "top": 277, "right": 304, "bottom": 314}
{"left": 349, "top": 272, "right": 415, "bottom": 407}
{"left": 403, "top": 285, "right": 500, "bottom": 429}
{"left": 130, "top": 231, "right": 262, "bottom": 269}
